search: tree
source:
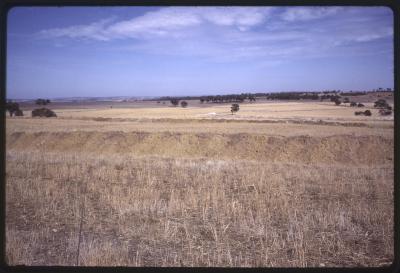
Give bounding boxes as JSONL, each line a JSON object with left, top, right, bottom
{"left": 330, "top": 95, "right": 340, "bottom": 102}
{"left": 350, "top": 102, "right": 357, "bottom": 107}
{"left": 6, "top": 101, "right": 22, "bottom": 117}
{"left": 334, "top": 99, "right": 342, "bottom": 106}
{"left": 231, "top": 103, "right": 239, "bottom": 115}
{"left": 343, "top": 97, "right": 350, "bottom": 103}
{"left": 200, "top": 98, "right": 205, "bottom": 103}
{"left": 35, "top": 98, "right": 51, "bottom": 106}
{"left": 170, "top": 99, "right": 180, "bottom": 107}
{"left": 357, "top": 103, "right": 365, "bottom": 107}
{"left": 180, "top": 101, "right": 188, "bottom": 108}
{"left": 15, "top": 109, "right": 24, "bottom": 116}
{"left": 364, "top": 110, "right": 372, "bottom": 116}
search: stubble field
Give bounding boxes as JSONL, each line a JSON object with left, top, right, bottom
{"left": 5, "top": 100, "right": 394, "bottom": 267}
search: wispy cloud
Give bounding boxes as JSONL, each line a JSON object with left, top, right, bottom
{"left": 37, "top": 7, "right": 392, "bottom": 62}
{"left": 39, "top": 17, "right": 116, "bottom": 41}
{"left": 39, "top": 7, "right": 273, "bottom": 41}
{"left": 280, "top": 7, "right": 341, "bottom": 21}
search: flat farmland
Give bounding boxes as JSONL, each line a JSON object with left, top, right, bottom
{"left": 6, "top": 100, "right": 394, "bottom": 267}
{"left": 19, "top": 101, "right": 393, "bottom": 122}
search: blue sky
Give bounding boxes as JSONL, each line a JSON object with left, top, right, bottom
{"left": 7, "top": 6, "right": 393, "bottom": 99}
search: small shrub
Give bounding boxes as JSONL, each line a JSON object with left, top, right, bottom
{"left": 355, "top": 110, "right": 372, "bottom": 116}
{"left": 379, "top": 109, "right": 392, "bottom": 116}
{"left": 350, "top": 102, "right": 357, "bottom": 107}
{"left": 334, "top": 99, "right": 342, "bottom": 106}
{"left": 32, "top": 108, "right": 57, "bottom": 117}
{"left": 343, "top": 98, "right": 350, "bottom": 103}
{"left": 374, "top": 99, "right": 389, "bottom": 108}
{"left": 357, "top": 103, "right": 365, "bottom": 107}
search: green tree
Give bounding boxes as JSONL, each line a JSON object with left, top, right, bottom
{"left": 170, "top": 99, "right": 180, "bottom": 106}
{"left": 334, "top": 99, "right": 342, "bottom": 106}
{"left": 231, "top": 103, "right": 240, "bottom": 115}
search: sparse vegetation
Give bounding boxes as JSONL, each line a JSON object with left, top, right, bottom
{"left": 350, "top": 102, "right": 357, "bottom": 107}
{"left": 6, "top": 134, "right": 393, "bottom": 266}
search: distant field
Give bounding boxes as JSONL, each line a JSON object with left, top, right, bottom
{"left": 6, "top": 99, "right": 394, "bottom": 267}
{"left": 18, "top": 101, "right": 394, "bottom": 123}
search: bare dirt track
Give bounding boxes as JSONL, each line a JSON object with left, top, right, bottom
{"left": 5, "top": 100, "right": 394, "bottom": 267}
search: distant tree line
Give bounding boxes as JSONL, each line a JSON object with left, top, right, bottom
{"left": 339, "top": 91, "right": 367, "bottom": 96}
{"left": 149, "top": 90, "right": 393, "bottom": 104}
{"left": 161, "top": 93, "right": 255, "bottom": 104}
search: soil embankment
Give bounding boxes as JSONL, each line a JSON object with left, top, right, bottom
{"left": 7, "top": 131, "right": 393, "bottom": 165}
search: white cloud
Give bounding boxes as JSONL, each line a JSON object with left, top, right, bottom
{"left": 202, "top": 7, "right": 269, "bottom": 27}
{"left": 107, "top": 8, "right": 202, "bottom": 39}
{"left": 39, "top": 7, "right": 273, "bottom": 41}
{"left": 281, "top": 7, "right": 341, "bottom": 21}
{"left": 39, "top": 17, "right": 115, "bottom": 41}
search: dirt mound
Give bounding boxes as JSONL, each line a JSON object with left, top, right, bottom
{"left": 7, "top": 131, "right": 392, "bottom": 165}
{"left": 63, "top": 116, "right": 372, "bottom": 128}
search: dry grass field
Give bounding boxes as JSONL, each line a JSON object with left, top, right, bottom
{"left": 5, "top": 100, "right": 394, "bottom": 267}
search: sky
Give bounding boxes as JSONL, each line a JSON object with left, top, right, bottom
{"left": 7, "top": 6, "right": 394, "bottom": 99}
